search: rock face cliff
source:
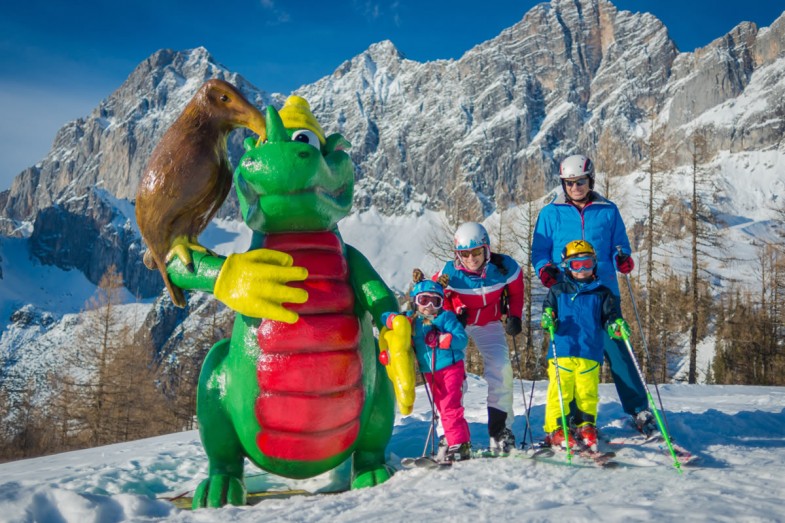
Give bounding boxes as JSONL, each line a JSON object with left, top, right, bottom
{"left": 0, "top": 0, "right": 783, "bottom": 301}
{"left": 295, "top": 1, "right": 784, "bottom": 220}
{"left": 0, "top": 47, "right": 276, "bottom": 296}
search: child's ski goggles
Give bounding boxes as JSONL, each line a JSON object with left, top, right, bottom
{"left": 415, "top": 293, "right": 444, "bottom": 308}
{"left": 564, "top": 255, "right": 596, "bottom": 272}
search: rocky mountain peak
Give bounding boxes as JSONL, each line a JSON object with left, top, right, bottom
{"left": 0, "top": 47, "right": 272, "bottom": 297}
{"left": 0, "top": 0, "right": 783, "bottom": 299}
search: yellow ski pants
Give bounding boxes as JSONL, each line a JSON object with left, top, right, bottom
{"left": 543, "top": 357, "right": 600, "bottom": 433}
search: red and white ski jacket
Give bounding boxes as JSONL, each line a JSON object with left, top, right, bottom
{"left": 435, "top": 253, "right": 524, "bottom": 327}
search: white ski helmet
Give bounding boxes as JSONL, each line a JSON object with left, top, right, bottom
{"left": 559, "top": 154, "right": 595, "bottom": 189}
{"left": 454, "top": 222, "right": 491, "bottom": 263}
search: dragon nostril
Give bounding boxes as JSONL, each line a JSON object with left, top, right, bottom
{"left": 297, "top": 151, "right": 310, "bottom": 159}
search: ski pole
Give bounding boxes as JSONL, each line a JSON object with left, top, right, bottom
{"left": 428, "top": 343, "right": 441, "bottom": 458}
{"left": 525, "top": 343, "right": 543, "bottom": 449}
{"left": 547, "top": 325, "right": 572, "bottom": 465}
{"left": 510, "top": 333, "right": 534, "bottom": 449}
{"left": 419, "top": 370, "right": 437, "bottom": 458}
{"left": 620, "top": 333, "right": 682, "bottom": 474}
{"left": 616, "top": 245, "right": 671, "bottom": 434}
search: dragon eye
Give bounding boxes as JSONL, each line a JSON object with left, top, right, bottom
{"left": 291, "top": 130, "right": 320, "bottom": 149}
{"left": 220, "top": 94, "right": 229, "bottom": 102}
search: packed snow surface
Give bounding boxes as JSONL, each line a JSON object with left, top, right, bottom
{"left": 1, "top": 378, "right": 783, "bottom": 522}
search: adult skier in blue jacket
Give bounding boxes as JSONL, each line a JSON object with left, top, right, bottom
{"left": 531, "top": 154, "right": 656, "bottom": 436}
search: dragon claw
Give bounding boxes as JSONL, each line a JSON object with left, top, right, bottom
{"left": 192, "top": 474, "right": 246, "bottom": 509}
{"left": 351, "top": 464, "right": 394, "bottom": 489}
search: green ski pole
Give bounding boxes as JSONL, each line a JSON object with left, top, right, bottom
{"left": 620, "top": 331, "right": 682, "bottom": 474}
{"left": 547, "top": 325, "right": 572, "bottom": 465}
{"left": 615, "top": 245, "right": 672, "bottom": 435}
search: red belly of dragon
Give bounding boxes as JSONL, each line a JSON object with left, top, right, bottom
{"left": 254, "top": 231, "right": 363, "bottom": 462}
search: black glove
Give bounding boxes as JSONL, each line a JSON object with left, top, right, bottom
{"left": 505, "top": 316, "right": 522, "bottom": 336}
{"left": 457, "top": 308, "right": 469, "bottom": 327}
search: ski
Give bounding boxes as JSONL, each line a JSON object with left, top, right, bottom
{"left": 598, "top": 417, "right": 699, "bottom": 466}
{"left": 574, "top": 446, "right": 619, "bottom": 468}
{"left": 535, "top": 440, "right": 620, "bottom": 469}
{"left": 607, "top": 433, "right": 698, "bottom": 465}
{"left": 470, "top": 446, "right": 554, "bottom": 460}
{"left": 403, "top": 445, "right": 621, "bottom": 469}
{"left": 400, "top": 456, "right": 453, "bottom": 469}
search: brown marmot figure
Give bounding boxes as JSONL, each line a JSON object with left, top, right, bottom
{"left": 136, "top": 79, "right": 266, "bottom": 307}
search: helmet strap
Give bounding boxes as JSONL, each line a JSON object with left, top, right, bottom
{"left": 455, "top": 254, "right": 487, "bottom": 274}
{"left": 416, "top": 310, "right": 437, "bottom": 324}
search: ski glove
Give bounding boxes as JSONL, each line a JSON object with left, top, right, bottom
{"left": 424, "top": 329, "right": 440, "bottom": 348}
{"left": 615, "top": 253, "right": 635, "bottom": 274}
{"left": 608, "top": 318, "right": 631, "bottom": 340}
{"left": 539, "top": 263, "right": 560, "bottom": 288}
{"left": 541, "top": 308, "right": 558, "bottom": 332}
{"left": 438, "top": 333, "right": 453, "bottom": 349}
{"left": 456, "top": 308, "right": 469, "bottom": 327}
{"left": 505, "top": 316, "right": 522, "bottom": 336}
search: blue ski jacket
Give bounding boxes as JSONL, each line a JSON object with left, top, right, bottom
{"left": 543, "top": 276, "right": 622, "bottom": 364}
{"left": 382, "top": 310, "right": 468, "bottom": 373}
{"left": 532, "top": 192, "right": 631, "bottom": 296}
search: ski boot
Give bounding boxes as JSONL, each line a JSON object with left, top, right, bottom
{"left": 489, "top": 427, "right": 516, "bottom": 455}
{"left": 575, "top": 424, "right": 598, "bottom": 450}
{"left": 545, "top": 427, "right": 576, "bottom": 450}
{"left": 634, "top": 410, "right": 658, "bottom": 438}
{"left": 444, "top": 442, "right": 472, "bottom": 462}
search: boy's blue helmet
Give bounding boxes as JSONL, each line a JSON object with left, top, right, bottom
{"left": 409, "top": 280, "right": 445, "bottom": 299}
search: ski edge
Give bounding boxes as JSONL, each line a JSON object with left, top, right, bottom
{"left": 400, "top": 456, "right": 453, "bottom": 469}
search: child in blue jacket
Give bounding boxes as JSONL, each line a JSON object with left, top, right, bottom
{"left": 383, "top": 269, "right": 471, "bottom": 461}
{"left": 541, "top": 240, "right": 630, "bottom": 450}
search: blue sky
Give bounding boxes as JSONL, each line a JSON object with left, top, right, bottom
{"left": 0, "top": 0, "right": 783, "bottom": 191}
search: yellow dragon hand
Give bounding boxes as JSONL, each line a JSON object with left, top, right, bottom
{"left": 213, "top": 249, "right": 308, "bottom": 324}
{"left": 379, "top": 314, "right": 415, "bottom": 415}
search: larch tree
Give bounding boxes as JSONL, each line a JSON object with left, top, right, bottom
{"left": 684, "top": 124, "right": 723, "bottom": 383}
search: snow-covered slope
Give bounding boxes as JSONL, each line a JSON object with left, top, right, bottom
{"left": 0, "top": 379, "right": 783, "bottom": 522}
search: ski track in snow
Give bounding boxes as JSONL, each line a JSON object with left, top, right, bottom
{"left": 0, "top": 378, "right": 784, "bottom": 522}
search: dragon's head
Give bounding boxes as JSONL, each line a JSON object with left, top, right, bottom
{"left": 235, "top": 96, "right": 353, "bottom": 233}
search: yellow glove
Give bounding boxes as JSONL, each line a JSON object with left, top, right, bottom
{"left": 379, "top": 314, "right": 415, "bottom": 415}
{"left": 214, "top": 249, "right": 308, "bottom": 324}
